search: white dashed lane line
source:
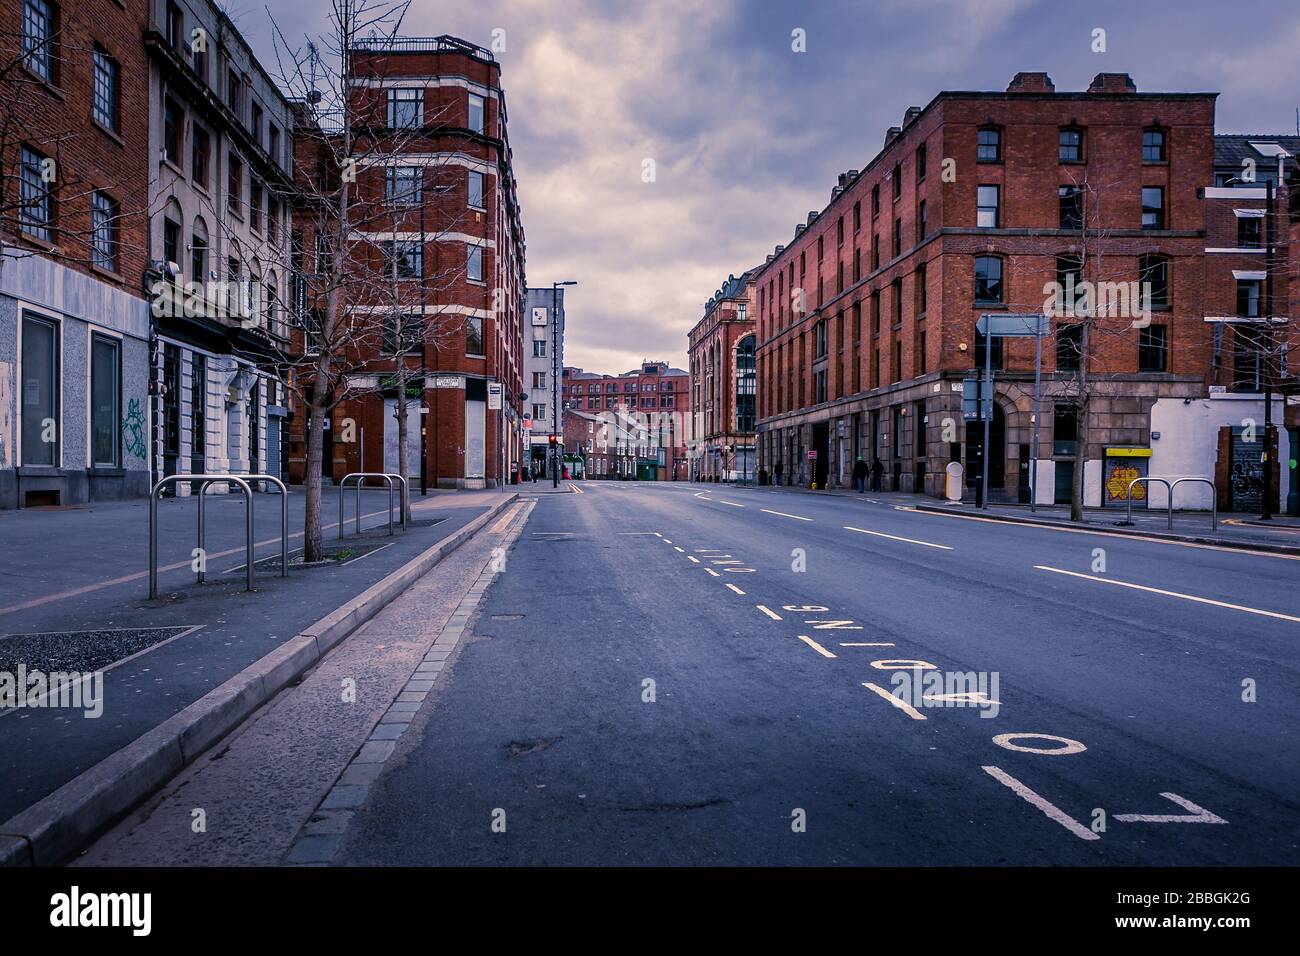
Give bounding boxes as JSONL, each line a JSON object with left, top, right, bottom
{"left": 797, "top": 635, "right": 837, "bottom": 658}
{"left": 761, "top": 508, "right": 813, "bottom": 521}
{"left": 844, "top": 526, "right": 953, "bottom": 551}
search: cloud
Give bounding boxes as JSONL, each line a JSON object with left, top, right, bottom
{"left": 250, "top": 0, "right": 1300, "bottom": 373}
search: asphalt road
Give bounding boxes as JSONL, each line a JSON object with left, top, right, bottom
{"left": 332, "top": 481, "right": 1300, "bottom": 865}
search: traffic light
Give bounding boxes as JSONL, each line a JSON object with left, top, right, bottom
{"left": 548, "top": 435, "right": 558, "bottom": 446}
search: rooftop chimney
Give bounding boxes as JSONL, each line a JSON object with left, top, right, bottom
{"left": 1006, "top": 72, "right": 1055, "bottom": 93}
{"left": 903, "top": 106, "right": 922, "bottom": 126}
{"left": 1088, "top": 72, "right": 1137, "bottom": 94}
{"left": 883, "top": 126, "right": 901, "bottom": 147}
{"left": 831, "top": 185, "right": 843, "bottom": 201}
{"left": 806, "top": 211, "right": 819, "bottom": 225}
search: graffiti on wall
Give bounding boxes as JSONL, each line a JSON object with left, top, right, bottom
{"left": 0, "top": 361, "right": 12, "bottom": 468}
{"left": 123, "top": 398, "right": 146, "bottom": 460}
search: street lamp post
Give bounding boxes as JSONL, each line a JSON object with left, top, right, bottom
{"left": 551, "top": 281, "right": 577, "bottom": 488}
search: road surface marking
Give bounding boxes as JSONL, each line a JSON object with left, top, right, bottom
{"left": 687, "top": 555, "right": 699, "bottom": 563}
{"left": 663, "top": 538, "right": 673, "bottom": 544}
{"left": 718, "top": 500, "right": 745, "bottom": 508}
{"left": 840, "top": 642, "right": 895, "bottom": 647}
{"left": 705, "top": 568, "right": 720, "bottom": 577}
{"left": 711, "top": 559, "right": 744, "bottom": 565}
{"left": 844, "top": 526, "right": 953, "bottom": 550}
{"left": 806, "top": 619, "right": 863, "bottom": 630}
{"left": 992, "top": 733, "right": 1087, "bottom": 756}
{"left": 870, "top": 659, "right": 937, "bottom": 670}
{"left": 531, "top": 532, "right": 574, "bottom": 536}
{"left": 617, "top": 532, "right": 659, "bottom": 535}
{"left": 756, "top": 605, "right": 782, "bottom": 620}
{"left": 912, "top": 508, "right": 1300, "bottom": 561}
{"left": 1034, "top": 565, "right": 1300, "bottom": 624}
{"left": 797, "top": 635, "right": 837, "bottom": 658}
{"left": 862, "top": 681, "right": 926, "bottom": 720}
{"left": 673, "top": 546, "right": 685, "bottom": 552}
{"left": 569, "top": 483, "right": 584, "bottom": 494}
{"left": 982, "top": 766, "right": 1100, "bottom": 841}
{"left": 1114, "top": 793, "right": 1227, "bottom": 824}
{"left": 761, "top": 508, "right": 812, "bottom": 521}
{"left": 725, "top": 583, "right": 746, "bottom": 595}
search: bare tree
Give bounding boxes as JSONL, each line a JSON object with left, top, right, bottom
{"left": 261, "top": 0, "right": 473, "bottom": 558}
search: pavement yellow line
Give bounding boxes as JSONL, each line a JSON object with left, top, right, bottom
{"left": 756, "top": 605, "right": 782, "bottom": 620}
{"left": 761, "top": 508, "right": 813, "bottom": 521}
{"left": 725, "top": 583, "right": 746, "bottom": 595}
{"left": 862, "top": 681, "right": 926, "bottom": 720}
{"left": 1034, "top": 565, "right": 1300, "bottom": 624}
{"left": 798, "top": 635, "right": 837, "bottom": 658}
{"left": 982, "top": 766, "right": 1100, "bottom": 841}
{"left": 844, "top": 526, "right": 953, "bottom": 550}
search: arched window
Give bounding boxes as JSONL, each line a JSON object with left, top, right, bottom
{"left": 1142, "top": 127, "right": 1166, "bottom": 163}
{"left": 734, "top": 335, "right": 756, "bottom": 433}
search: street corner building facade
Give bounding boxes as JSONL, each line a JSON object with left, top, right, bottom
{"left": 523, "top": 286, "right": 564, "bottom": 481}
{"left": 754, "top": 71, "right": 1299, "bottom": 512}
{"left": 287, "top": 34, "right": 527, "bottom": 491}
{"left": 1, "top": 0, "right": 153, "bottom": 508}
{"left": 562, "top": 361, "right": 689, "bottom": 480}
{"left": 145, "top": 0, "right": 296, "bottom": 497}
{"left": 687, "top": 267, "right": 759, "bottom": 482}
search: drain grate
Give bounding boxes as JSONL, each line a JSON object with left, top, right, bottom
{"left": 0, "top": 626, "right": 198, "bottom": 673}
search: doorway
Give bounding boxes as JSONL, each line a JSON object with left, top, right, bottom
{"left": 964, "top": 403, "right": 1005, "bottom": 493}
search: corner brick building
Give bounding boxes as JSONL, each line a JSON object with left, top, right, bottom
{"left": 287, "top": 35, "right": 526, "bottom": 490}
{"left": 1, "top": 0, "right": 153, "bottom": 508}
{"left": 755, "top": 72, "right": 1295, "bottom": 511}
{"left": 687, "top": 268, "right": 759, "bottom": 481}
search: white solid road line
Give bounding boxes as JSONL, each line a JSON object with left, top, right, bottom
{"left": 756, "top": 605, "right": 782, "bottom": 620}
{"left": 761, "top": 508, "right": 813, "bottom": 521}
{"left": 861, "top": 681, "right": 926, "bottom": 720}
{"left": 1035, "top": 565, "right": 1300, "bottom": 624}
{"left": 982, "top": 766, "right": 1100, "bottom": 841}
{"left": 844, "top": 526, "right": 953, "bottom": 550}
{"left": 718, "top": 500, "right": 745, "bottom": 508}
{"left": 798, "top": 635, "right": 837, "bottom": 658}
{"left": 840, "top": 642, "right": 896, "bottom": 647}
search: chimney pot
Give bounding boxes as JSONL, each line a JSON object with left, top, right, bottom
{"left": 1006, "top": 71, "right": 1055, "bottom": 93}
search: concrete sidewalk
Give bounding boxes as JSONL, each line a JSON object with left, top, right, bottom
{"left": 0, "top": 486, "right": 513, "bottom": 846}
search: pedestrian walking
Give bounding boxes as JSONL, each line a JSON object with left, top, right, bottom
{"left": 870, "top": 457, "right": 884, "bottom": 492}
{"left": 853, "top": 456, "right": 869, "bottom": 493}
{"left": 774, "top": 461, "right": 784, "bottom": 486}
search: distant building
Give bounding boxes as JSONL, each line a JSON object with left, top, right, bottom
{"left": 688, "top": 268, "right": 759, "bottom": 481}
{"left": 524, "top": 287, "right": 565, "bottom": 479}
{"left": 562, "top": 361, "right": 689, "bottom": 479}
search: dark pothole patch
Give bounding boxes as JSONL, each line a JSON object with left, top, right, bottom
{"left": 618, "top": 797, "right": 731, "bottom": 812}
{"left": 505, "top": 736, "right": 562, "bottom": 758}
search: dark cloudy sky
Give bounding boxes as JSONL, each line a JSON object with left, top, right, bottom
{"left": 235, "top": 0, "right": 1300, "bottom": 373}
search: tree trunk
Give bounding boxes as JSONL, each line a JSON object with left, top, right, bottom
{"left": 303, "top": 359, "right": 330, "bottom": 562}
{"left": 1070, "top": 398, "right": 1089, "bottom": 522}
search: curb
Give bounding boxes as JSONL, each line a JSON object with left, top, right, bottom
{"left": 913, "top": 504, "right": 1300, "bottom": 556}
{"left": 0, "top": 493, "right": 520, "bottom": 867}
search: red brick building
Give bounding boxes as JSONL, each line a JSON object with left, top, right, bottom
{"left": 286, "top": 35, "right": 526, "bottom": 490}
{"left": 687, "top": 268, "right": 758, "bottom": 481}
{"left": 562, "top": 361, "right": 689, "bottom": 479}
{"left": 755, "top": 72, "right": 1293, "bottom": 510}
{"left": 1, "top": 0, "right": 154, "bottom": 507}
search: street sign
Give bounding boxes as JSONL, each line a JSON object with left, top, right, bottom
{"left": 807, "top": 450, "right": 817, "bottom": 460}
{"left": 487, "top": 382, "right": 502, "bottom": 410}
{"left": 977, "top": 313, "right": 1049, "bottom": 337}
{"left": 962, "top": 377, "right": 992, "bottom": 421}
